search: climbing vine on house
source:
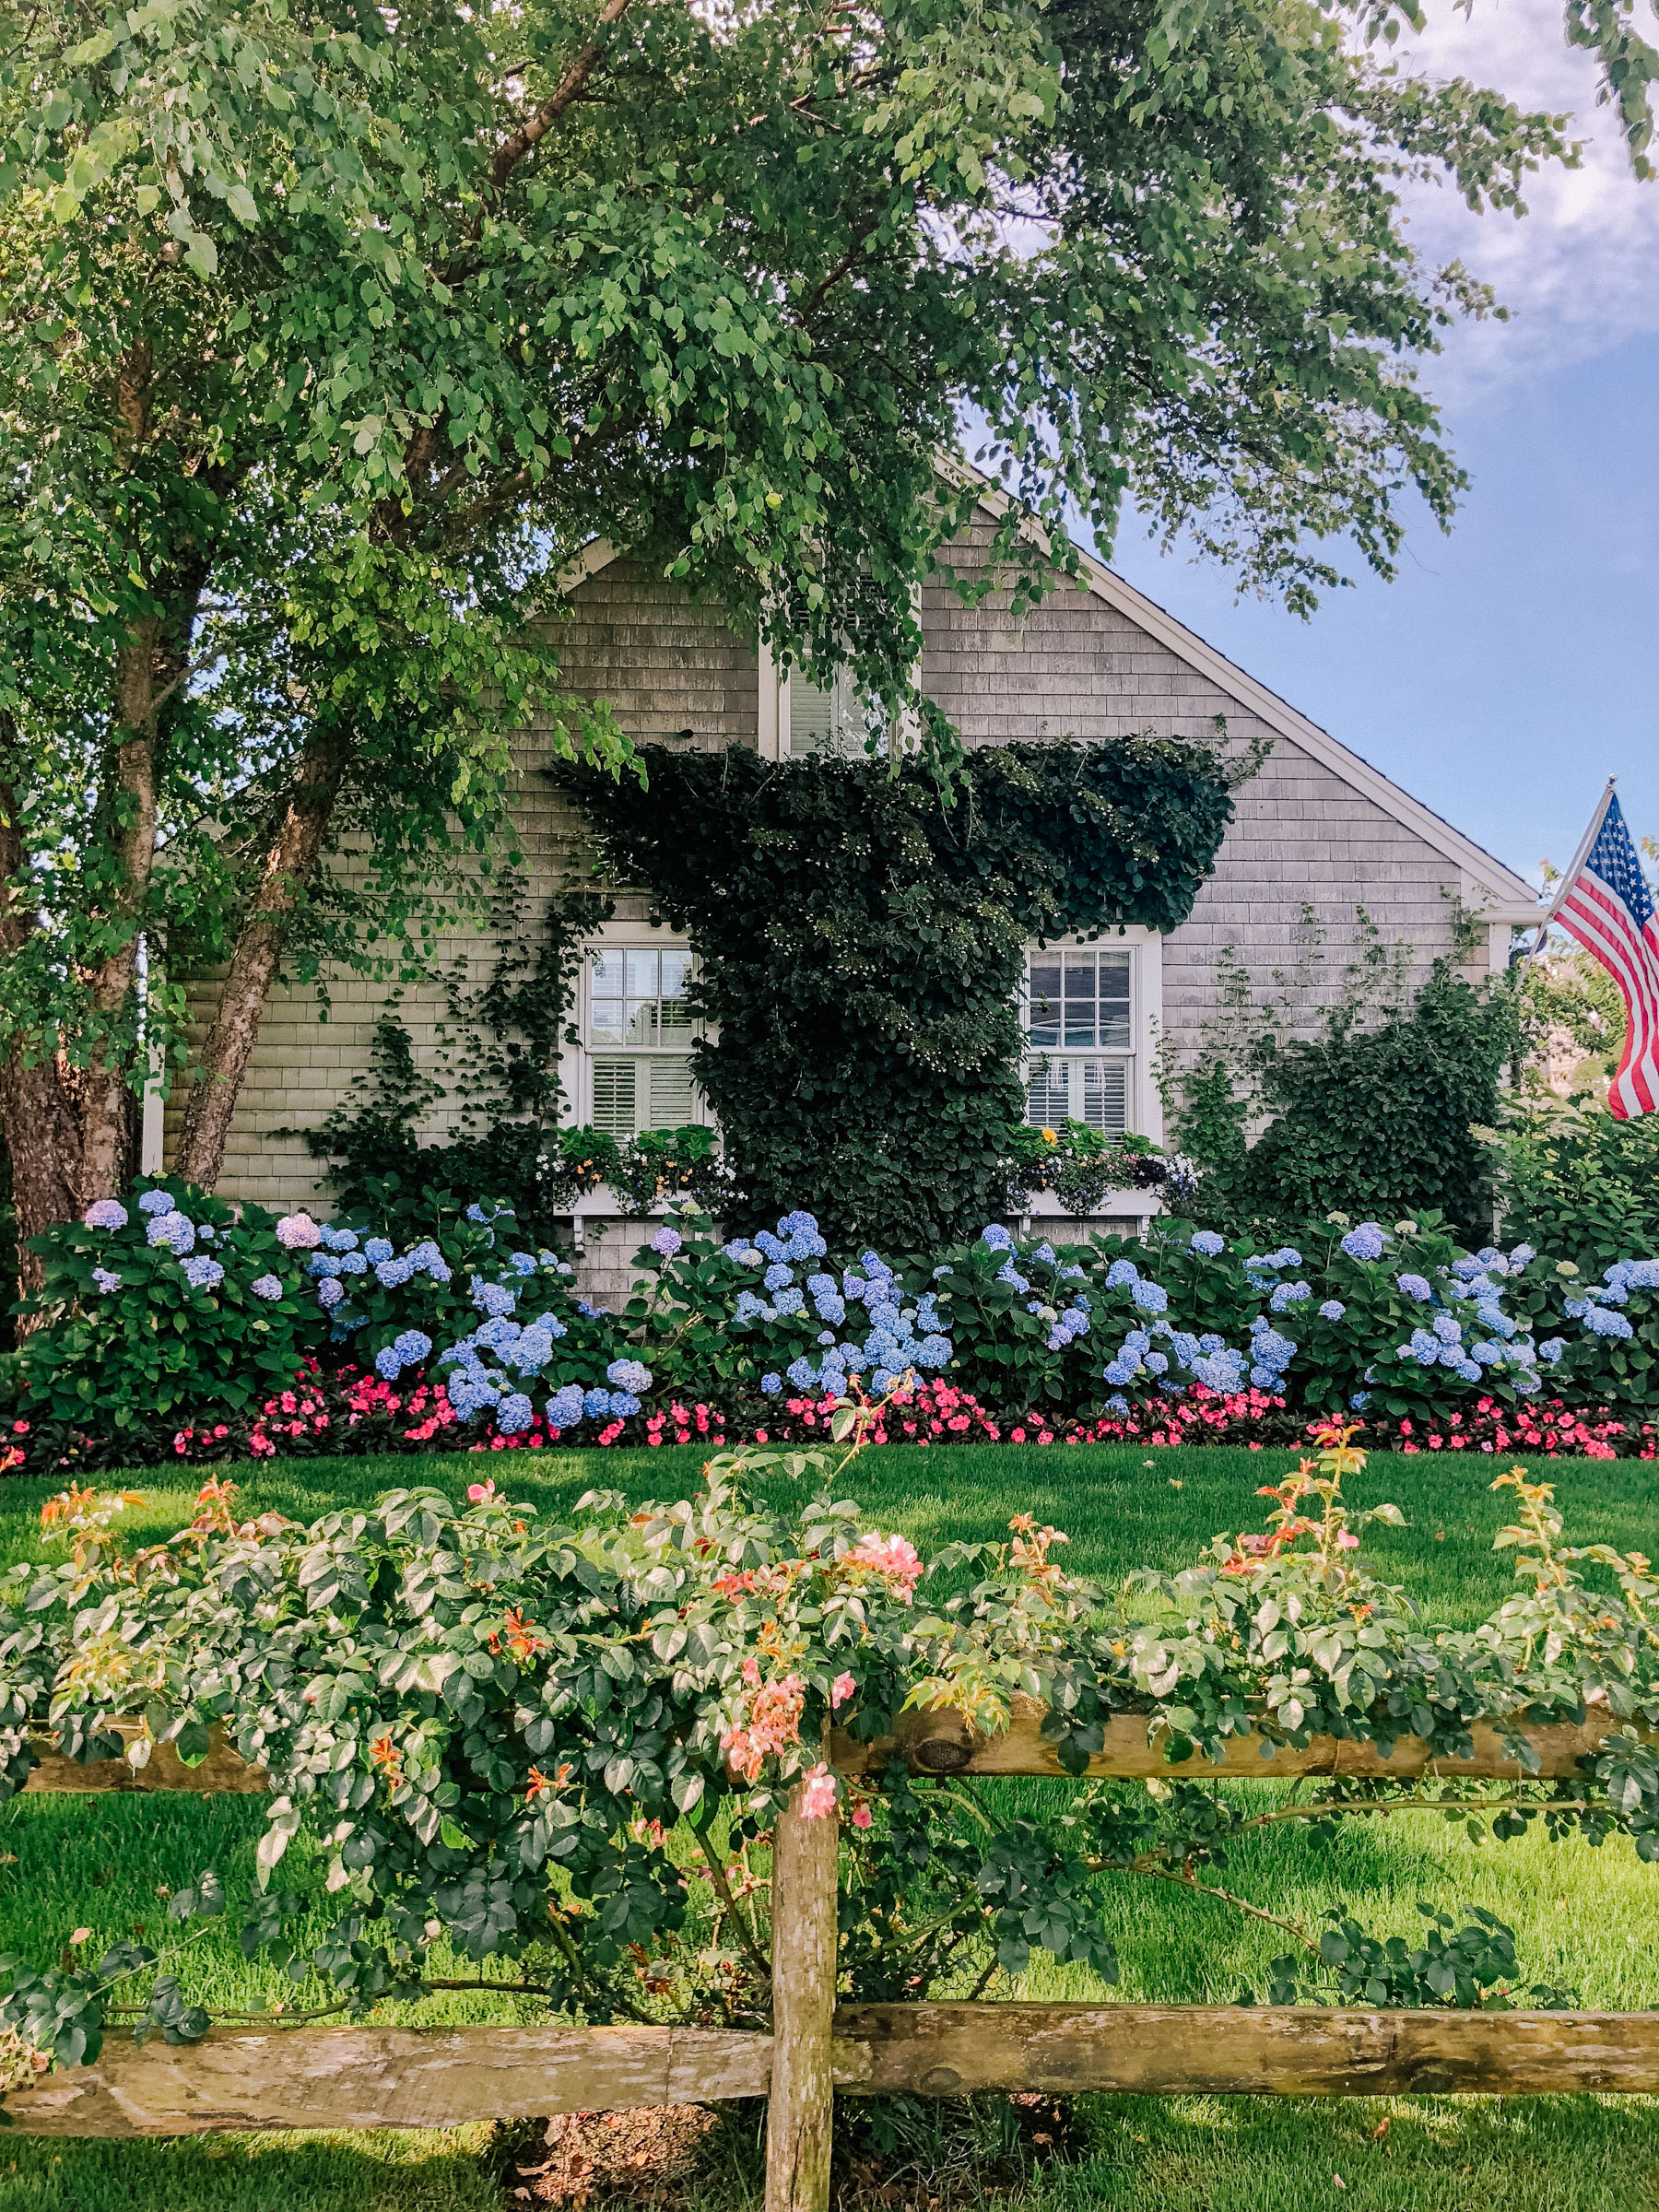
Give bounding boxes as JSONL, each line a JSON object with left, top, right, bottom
{"left": 556, "top": 740, "right": 1237, "bottom": 1249}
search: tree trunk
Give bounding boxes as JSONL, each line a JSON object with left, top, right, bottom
{"left": 173, "top": 733, "right": 350, "bottom": 1190}
{"left": 76, "top": 632, "right": 161, "bottom": 1203}
{"left": 0, "top": 722, "right": 83, "bottom": 1301}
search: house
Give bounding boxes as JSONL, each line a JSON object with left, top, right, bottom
{"left": 159, "top": 488, "right": 1541, "bottom": 1288}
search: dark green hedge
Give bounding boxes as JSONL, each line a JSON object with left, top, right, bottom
{"left": 556, "top": 739, "right": 1233, "bottom": 1247}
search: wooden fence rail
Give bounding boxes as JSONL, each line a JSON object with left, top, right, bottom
{"left": 8, "top": 1703, "right": 1653, "bottom": 2210}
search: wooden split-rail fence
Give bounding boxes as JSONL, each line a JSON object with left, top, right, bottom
{"left": 10, "top": 1698, "right": 1659, "bottom": 2212}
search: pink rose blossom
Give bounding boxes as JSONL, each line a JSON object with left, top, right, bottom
{"left": 850, "top": 1801, "right": 873, "bottom": 1829}
{"left": 796, "top": 1763, "right": 839, "bottom": 1820}
{"left": 847, "top": 1533, "right": 924, "bottom": 1600}
{"left": 830, "top": 1671, "right": 856, "bottom": 1710}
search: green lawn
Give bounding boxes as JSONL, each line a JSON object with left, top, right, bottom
{"left": 0, "top": 1440, "right": 1654, "bottom": 2210}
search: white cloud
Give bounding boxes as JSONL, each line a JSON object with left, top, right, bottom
{"left": 1386, "top": 0, "right": 1659, "bottom": 402}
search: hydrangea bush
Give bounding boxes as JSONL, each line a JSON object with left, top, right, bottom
{"left": 10, "top": 1183, "right": 314, "bottom": 1433}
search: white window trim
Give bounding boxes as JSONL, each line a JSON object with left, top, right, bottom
{"left": 1020, "top": 928, "right": 1164, "bottom": 1151}
{"left": 559, "top": 918, "right": 713, "bottom": 1135}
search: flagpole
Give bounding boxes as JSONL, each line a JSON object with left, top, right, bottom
{"left": 1527, "top": 777, "right": 1618, "bottom": 957}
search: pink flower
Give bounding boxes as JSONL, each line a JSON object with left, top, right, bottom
{"left": 468, "top": 1479, "right": 496, "bottom": 1503}
{"left": 830, "top": 1671, "right": 856, "bottom": 1710}
{"left": 847, "top": 1533, "right": 924, "bottom": 1600}
{"left": 275, "top": 1212, "right": 322, "bottom": 1250}
{"left": 742, "top": 1655, "right": 761, "bottom": 1687}
{"left": 850, "top": 1801, "right": 873, "bottom": 1829}
{"left": 1335, "top": 1528, "right": 1360, "bottom": 1549}
{"left": 796, "top": 1763, "right": 839, "bottom": 1820}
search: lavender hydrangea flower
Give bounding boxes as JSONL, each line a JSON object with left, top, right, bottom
{"left": 250, "top": 1274, "right": 283, "bottom": 1300}
{"left": 182, "top": 1255, "right": 225, "bottom": 1290}
{"left": 83, "top": 1199, "right": 129, "bottom": 1230}
{"left": 1340, "top": 1223, "right": 1385, "bottom": 1262}
{"left": 91, "top": 1267, "right": 123, "bottom": 1294}
{"left": 147, "top": 1210, "right": 196, "bottom": 1254}
{"left": 606, "top": 1359, "right": 653, "bottom": 1394}
{"left": 1395, "top": 1274, "right": 1431, "bottom": 1302}
{"left": 1188, "top": 1230, "right": 1225, "bottom": 1257}
{"left": 651, "top": 1226, "right": 683, "bottom": 1256}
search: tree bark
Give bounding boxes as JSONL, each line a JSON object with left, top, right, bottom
{"left": 0, "top": 719, "right": 82, "bottom": 1300}
{"left": 173, "top": 733, "right": 350, "bottom": 1190}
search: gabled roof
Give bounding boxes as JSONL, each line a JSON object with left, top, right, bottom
{"left": 566, "top": 482, "right": 1543, "bottom": 917}
{"left": 952, "top": 467, "right": 1540, "bottom": 913}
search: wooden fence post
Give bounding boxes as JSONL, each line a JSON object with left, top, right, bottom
{"left": 764, "top": 1763, "right": 839, "bottom": 2212}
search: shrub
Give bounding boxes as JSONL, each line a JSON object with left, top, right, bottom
{"left": 557, "top": 738, "right": 1236, "bottom": 1249}
{"left": 10, "top": 1182, "right": 317, "bottom": 1436}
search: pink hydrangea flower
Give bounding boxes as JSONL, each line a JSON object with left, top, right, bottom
{"left": 796, "top": 1762, "right": 839, "bottom": 1819}
{"left": 275, "top": 1212, "right": 322, "bottom": 1250}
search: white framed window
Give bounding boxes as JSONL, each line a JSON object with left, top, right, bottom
{"left": 1021, "top": 933, "right": 1163, "bottom": 1144}
{"left": 576, "top": 938, "right": 706, "bottom": 1138}
{"left": 785, "top": 666, "right": 887, "bottom": 758}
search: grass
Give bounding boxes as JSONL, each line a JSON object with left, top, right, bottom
{"left": 0, "top": 1439, "right": 1655, "bottom": 2208}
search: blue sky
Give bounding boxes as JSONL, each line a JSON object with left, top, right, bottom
{"left": 1105, "top": 0, "right": 1659, "bottom": 890}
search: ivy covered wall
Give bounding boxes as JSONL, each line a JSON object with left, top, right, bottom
{"left": 556, "top": 739, "right": 1235, "bottom": 1249}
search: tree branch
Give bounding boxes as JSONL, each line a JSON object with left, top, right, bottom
{"left": 488, "top": 0, "right": 634, "bottom": 196}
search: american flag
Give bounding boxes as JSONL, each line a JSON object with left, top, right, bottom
{"left": 1552, "top": 789, "right": 1659, "bottom": 1119}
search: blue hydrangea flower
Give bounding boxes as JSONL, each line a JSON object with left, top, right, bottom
{"left": 763, "top": 1262, "right": 794, "bottom": 1291}
{"left": 1269, "top": 1281, "right": 1312, "bottom": 1312}
{"left": 1454, "top": 1359, "right": 1483, "bottom": 1382}
{"left": 773, "top": 1287, "right": 806, "bottom": 1316}
{"left": 472, "top": 1278, "right": 517, "bottom": 1319}
{"left": 1349, "top": 1391, "right": 1371, "bottom": 1411}
{"left": 1193, "top": 1348, "right": 1246, "bottom": 1394}
{"left": 395, "top": 1329, "right": 432, "bottom": 1361}
{"left": 1272, "top": 1248, "right": 1302, "bottom": 1269}
{"left": 182, "top": 1255, "right": 225, "bottom": 1290}
{"left": 336, "top": 1250, "right": 368, "bottom": 1276}
{"left": 1032, "top": 1242, "right": 1056, "bottom": 1265}
{"left": 651, "top": 1226, "right": 683, "bottom": 1256}
{"left": 1584, "top": 1307, "right": 1634, "bottom": 1339}
{"left": 755, "top": 1231, "right": 786, "bottom": 1263}
{"left": 1318, "top": 1300, "right": 1346, "bottom": 1321}
{"left": 375, "top": 1346, "right": 406, "bottom": 1380}
{"left": 1105, "top": 1258, "right": 1139, "bottom": 1288}
{"left": 916, "top": 1334, "right": 951, "bottom": 1367}
{"left": 83, "top": 1199, "right": 129, "bottom": 1230}
{"left": 786, "top": 1357, "right": 819, "bottom": 1389}
{"left": 147, "top": 1209, "right": 196, "bottom": 1254}
{"left": 317, "top": 1277, "right": 345, "bottom": 1309}
{"left": 547, "top": 1384, "right": 584, "bottom": 1430}
{"left": 364, "top": 1238, "right": 394, "bottom": 1265}
{"left": 375, "top": 1256, "right": 412, "bottom": 1288}
{"left": 320, "top": 1224, "right": 359, "bottom": 1253}
{"left": 1131, "top": 1280, "right": 1168, "bottom": 1315}
{"left": 1106, "top": 1392, "right": 1131, "bottom": 1415}
{"left": 607, "top": 1359, "right": 653, "bottom": 1394}
{"left": 609, "top": 1392, "right": 641, "bottom": 1417}
{"left": 582, "top": 1388, "right": 614, "bottom": 1420}
{"left": 981, "top": 1225, "right": 1016, "bottom": 1251}
{"left": 1538, "top": 1336, "right": 1567, "bottom": 1363}
{"left": 1189, "top": 1230, "right": 1225, "bottom": 1257}
{"left": 1340, "top": 1223, "right": 1386, "bottom": 1261}
{"left": 760, "top": 1372, "right": 782, "bottom": 1394}
{"left": 91, "top": 1266, "right": 124, "bottom": 1294}
{"left": 1431, "top": 1313, "right": 1463, "bottom": 1343}
{"left": 507, "top": 1251, "right": 537, "bottom": 1276}
{"left": 497, "top": 1392, "right": 535, "bottom": 1434}
{"left": 1396, "top": 1274, "right": 1431, "bottom": 1302}
{"left": 1512, "top": 1371, "right": 1542, "bottom": 1395}
{"left": 996, "top": 1261, "right": 1031, "bottom": 1294}
{"left": 1509, "top": 1244, "right": 1536, "bottom": 1267}
{"left": 137, "top": 1190, "right": 175, "bottom": 1217}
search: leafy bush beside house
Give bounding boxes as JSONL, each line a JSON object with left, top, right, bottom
{"left": 1163, "top": 917, "right": 1518, "bottom": 1242}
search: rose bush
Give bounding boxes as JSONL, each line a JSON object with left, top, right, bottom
{"left": 0, "top": 1426, "right": 1654, "bottom": 2077}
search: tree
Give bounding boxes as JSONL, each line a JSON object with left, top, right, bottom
{"left": 0, "top": 0, "right": 1648, "bottom": 1260}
